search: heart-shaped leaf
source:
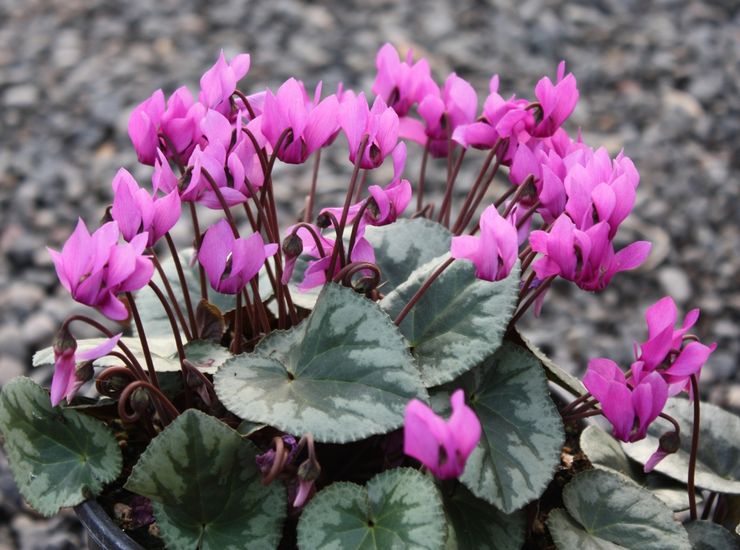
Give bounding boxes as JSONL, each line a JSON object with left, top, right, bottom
{"left": 33, "top": 338, "right": 231, "bottom": 374}
{"left": 621, "top": 398, "right": 740, "bottom": 494}
{"left": 441, "top": 481, "right": 525, "bottom": 550}
{"left": 382, "top": 256, "right": 519, "bottom": 387}
{"left": 125, "top": 409, "right": 285, "bottom": 550}
{"left": 0, "top": 378, "right": 122, "bottom": 516}
{"left": 684, "top": 520, "right": 737, "bottom": 550}
{"left": 365, "top": 218, "right": 452, "bottom": 292}
{"left": 580, "top": 425, "right": 697, "bottom": 512}
{"left": 443, "top": 341, "right": 564, "bottom": 514}
{"left": 297, "top": 468, "right": 445, "bottom": 550}
{"left": 547, "top": 469, "right": 691, "bottom": 550}
{"left": 215, "top": 284, "right": 427, "bottom": 443}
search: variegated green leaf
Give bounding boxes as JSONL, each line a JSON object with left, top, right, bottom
{"left": 580, "top": 425, "right": 696, "bottom": 512}
{"left": 685, "top": 520, "right": 737, "bottom": 550}
{"left": 445, "top": 342, "right": 564, "bottom": 514}
{"left": 365, "top": 218, "right": 452, "bottom": 292}
{"left": 441, "top": 481, "right": 525, "bottom": 550}
{"left": 621, "top": 398, "right": 740, "bottom": 494}
{"left": 381, "top": 256, "right": 519, "bottom": 387}
{"left": 33, "top": 338, "right": 230, "bottom": 374}
{"left": 297, "top": 468, "right": 445, "bottom": 550}
{"left": 0, "top": 377, "right": 121, "bottom": 516}
{"left": 125, "top": 410, "right": 285, "bottom": 550}
{"left": 511, "top": 328, "right": 586, "bottom": 397}
{"left": 548, "top": 469, "right": 691, "bottom": 550}
{"left": 215, "top": 284, "right": 427, "bottom": 443}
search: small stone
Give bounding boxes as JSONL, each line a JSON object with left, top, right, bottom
{"left": 656, "top": 267, "right": 692, "bottom": 303}
{"left": 0, "top": 325, "right": 26, "bottom": 360}
{"left": 21, "top": 312, "right": 56, "bottom": 348}
{"left": 3, "top": 85, "right": 39, "bottom": 107}
{"left": 0, "top": 356, "right": 25, "bottom": 387}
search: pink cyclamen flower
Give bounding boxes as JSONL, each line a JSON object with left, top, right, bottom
{"left": 340, "top": 92, "right": 399, "bottom": 169}
{"left": 198, "top": 50, "right": 251, "bottom": 112}
{"left": 401, "top": 72, "right": 478, "bottom": 158}
{"left": 529, "top": 215, "right": 651, "bottom": 291}
{"left": 635, "top": 296, "right": 700, "bottom": 371}
{"left": 583, "top": 358, "right": 668, "bottom": 442}
{"left": 531, "top": 61, "right": 579, "bottom": 138}
{"left": 198, "top": 220, "right": 278, "bottom": 294}
{"left": 160, "top": 86, "right": 206, "bottom": 161}
{"left": 451, "top": 204, "right": 518, "bottom": 282}
{"left": 320, "top": 142, "right": 412, "bottom": 228}
{"left": 372, "top": 43, "right": 439, "bottom": 117}
{"left": 48, "top": 220, "right": 154, "bottom": 321}
{"left": 261, "top": 78, "right": 339, "bottom": 164}
{"left": 128, "top": 89, "right": 165, "bottom": 165}
{"left": 111, "top": 168, "right": 181, "bottom": 247}
{"left": 51, "top": 334, "right": 121, "bottom": 406}
{"left": 404, "top": 389, "right": 481, "bottom": 479}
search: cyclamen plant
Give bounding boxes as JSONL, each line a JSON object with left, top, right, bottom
{"left": 0, "top": 46, "right": 737, "bottom": 550}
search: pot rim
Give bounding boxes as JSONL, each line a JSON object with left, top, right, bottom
{"left": 74, "top": 499, "right": 144, "bottom": 550}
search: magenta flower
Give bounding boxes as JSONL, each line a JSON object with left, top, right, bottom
{"left": 635, "top": 296, "right": 699, "bottom": 370}
{"left": 401, "top": 73, "right": 478, "bottom": 158}
{"left": 529, "top": 215, "right": 651, "bottom": 291}
{"left": 110, "top": 168, "right": 181, "bottom": 247}
{"left": 451, "top": 205, "right": 518, "bottom": 282}
{"left": 372, "top": 43, "right": 438, "bottom": 117}
{"left": 403, "top": 389, "right": 481, "bottom": 479}
{"left": 531, "top": 61, "right": 579, "bottom": 138}
{"left": 128, "top": 89, "right": 165, "bottom": 165}
{"left": 198, "top": 220, "right": 278, "bottom": 294}
{"left": 320, "top": 142, "right": 411, "bottom": 228}
{"left": 51, "top": 334, "right": 121, "bottom": 406}
{"left": 47, "top": 220, "right": 154, "bottom": 321}
{"left": 298, "top": 237, "right": 375, "bottom": 292}
{"left": 583, "top": 358, "right": 668, "bottom": 442}
{"left": 339, "top": 92, "right": 399, "bottom": 169}
{"left": 261, "top": 78, "right": 339, "bottom": 164}
{"left": 198, "top": 50, "right": 251, "bottom": 112}
{"left": 159, "top": 86, "right": 206, "bottom": 161}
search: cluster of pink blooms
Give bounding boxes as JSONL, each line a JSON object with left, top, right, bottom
{"left": 45, "top": 45, "right": 711, "bottom": 483}
{"left": 584, "top": 296, "right": 715, "bottom": 470}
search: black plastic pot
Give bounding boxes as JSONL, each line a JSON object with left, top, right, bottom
{"left": 74, "top": 500, "right": 144, "bottom": 550}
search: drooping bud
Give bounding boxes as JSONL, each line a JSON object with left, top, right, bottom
{"left": 195, "top": 299, "right": 225, "bottom": 341}
{"left": 75, "top": 361, "right": 95, "bottom": 386}
{"left": 644, "top": 430, "right": 680, "bottom": 473}
{"left": 293, "top": 456, "right": 321, "bottom": 508}
{"left": 53, "top": 324, "right": 77, "bottom": 359}
{"left": 282, "top": 233, "right": 304, "bottom": 259}
{"left": 315, "top": 212, "right": 332, "bottom": 229}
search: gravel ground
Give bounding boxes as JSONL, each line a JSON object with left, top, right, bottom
{"left": 0, "top": 0, "right": 738, "bottom": 547}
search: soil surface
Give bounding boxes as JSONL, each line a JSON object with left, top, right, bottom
{"left": 0, "top": 0, "right": 737, "bottom": 547}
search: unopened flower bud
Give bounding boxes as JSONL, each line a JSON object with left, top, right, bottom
{"left": 315, "top": 212, "right": 332, "bottom": 229}
{"left": 293, "top": 456, "right": 321, "bottom": 508}
{"left": 644, "top": 430, "right": 680, "bottom": 473}
{"left": 130, "top": 387, "right": 151, "bottom": 415}
{"left": 282, "top": 233, "right": 304, "bottom": 259}
{"left": 75, "top": 361, "right": 95, "bottom": 385}
{"left": 53, "top": 325, "right": 77, "bottom": 359}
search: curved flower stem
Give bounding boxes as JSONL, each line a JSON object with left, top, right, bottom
{"left": 146, "top": 283, "right": 186, "bottom": 363}
{"left": 150, "top": 250, "right": 193, "bottom": 342}
{"left": 118, "top": 380, "right": 180, "bottom": 426}
{"left": 189, "top": 202, "right": 208, "bottom": 302}
{"left": 438, "top": 148, "right": 467, "bottom": 227}
{"left": 164, "top": 232, "right": 197, "bottom": 337}
{"left": 452, "top": 144, "right": 498, "bottom": 234}
{"left": 333, "top": 262, "right": 381, "bottom": 293}
{"left": 509, "top": 275, "right": 556, "bottom": 326}
{"left": 501, "top": 175, "right": 535, "bottom": 219}
{"left": 232, "top": 89, "right": 257, "bottom": 119}
{"left": 562, "top": 409, "right": 602, "bottom": 423}
{"left": 95, "top": 365, "right": 137, "bottom": 397}
{"left": 346, "top": 200, "right": 372, "bottom": 263}
{"left": 125, "top": 292, "right": 160, "bottom": 389}
{"left": 688, "top": 374, "right": 700, "bottom": 520}
{"left": 231, "top": 292, "right": 244, "bottom": 355}
{"left": 201, "top": 168, "right": 240, "bottom": 238}
{"left": 701, "top": 492, "right": 717, "bottom": 520}
{"left": 394, "top": 257, "right": 455, "bottom": 326}
{"left": 320, "top": 212, "right": 346, "bottom": 266}
{"left": 658, "top": 412, "right": 681, "bottom": 435}
{"left": 62, "top": 315, "right": 147, "bottom": 381}
{"left": 305, "top": 149, "right": 322, "bottom": 223}
{"left": 262, "top": 436, "right": 290, "bottom": 486}
{"left": 515, "top": 199, "right": 542, "bottom": 229}
{"left": 561, "top": 392, "right": 594, "bottom": 415}
{"left": 353, "top": 170, "right": 369, "bottom": 203}
{"left": 417, "top": 139, "right": 431, "bottom": 212}
{"left": 327, "top": 136, "right": 369, "bottom": 278}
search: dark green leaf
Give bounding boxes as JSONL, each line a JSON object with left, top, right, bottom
{"left": 684, "top": 520, "right": 737, "bottom": 550}
{"left": 125, "top": 410, "right": 285, "bottom": 550}
{"left": 382, "top": 256, "right": 519, "bottom": 387}
{"left": 297, "top": 468, "right": 445, "bottom": 550}
{"left": 215, "top": 284, "right": 427, "bottom": 443}
{"left": 0, "top": 378, "right": 121, "bottom": 516}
